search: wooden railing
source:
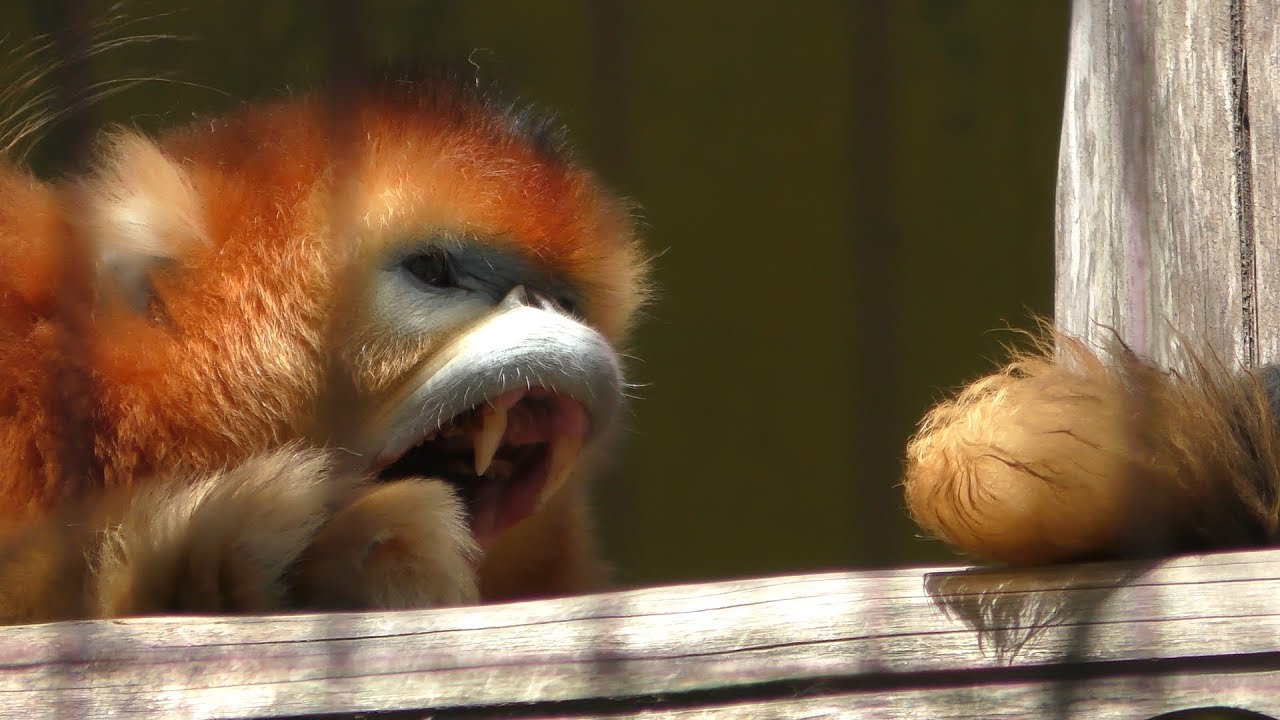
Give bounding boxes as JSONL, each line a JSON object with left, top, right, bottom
{"left": 3, "top": 548, "right": 1278, "bottom": 718}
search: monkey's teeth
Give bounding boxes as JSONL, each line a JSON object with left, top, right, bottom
{"left": 473, "top": 405, "right": 508, "bottom": 477}
{"left": 541, "top": 431, "right": 584, "bottom": 506}
{"left": 473, "top": 390, "right": 524, "bottom": 476}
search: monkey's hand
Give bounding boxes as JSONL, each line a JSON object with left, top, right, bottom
{"left": 0, "top": 447, "right": 479, "bottom": 624}
{"left": 294, "top": 475, "right": 480, "bottom": 610}
{"left": 904, "top": 333, "right": 1280, "bottom": 565}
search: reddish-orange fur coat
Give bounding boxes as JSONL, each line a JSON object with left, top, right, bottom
{"left": 0, "top": 79, "right": 646, "bottom": 623}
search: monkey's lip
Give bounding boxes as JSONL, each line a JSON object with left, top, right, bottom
{"left": 371, "top": 387, "right": 590, "bottom": 547}
{"left": 357, "top": 302, "right": 620, "bottom": 547}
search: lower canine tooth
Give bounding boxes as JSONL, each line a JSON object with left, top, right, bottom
{"left": 540, "top": 431, "right": 584, "bottom": 506}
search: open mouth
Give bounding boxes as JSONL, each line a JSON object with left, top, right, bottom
{"left": 373, "top": 387, "right": 589, "bottom": 547}
{"left": 357, "top": 297, "right": 621, "bottom": 552}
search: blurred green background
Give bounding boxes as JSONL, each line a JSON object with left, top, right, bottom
{"left": 3, "top": 0, "right": 1069, "bottom": 587}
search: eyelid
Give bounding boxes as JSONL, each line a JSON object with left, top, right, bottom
{"left": 388, "top": 240, "right": 580, "bottom": 315}
{"left": 400, "top": 247, "right": 457, "bottom": 288}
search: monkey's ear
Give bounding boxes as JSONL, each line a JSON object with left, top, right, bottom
{"left": 75, "top": 132, "right": 206, "bottom": 311}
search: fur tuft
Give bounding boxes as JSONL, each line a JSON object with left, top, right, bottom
{"left": 73, "top": 132, "right": 206, "bottom": 310}
{"left": 0, "top": 6, "right": 185, "bottom": 164}
{"left": 905, "top": 331, "right": 1280, "bottom": 564}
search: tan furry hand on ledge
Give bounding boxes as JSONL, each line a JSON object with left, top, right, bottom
{"left": 0, "top": 448, "right": 478, "bottom": 625}
{"left": 904, "top": 332, "right": 1280, "bottom": 565}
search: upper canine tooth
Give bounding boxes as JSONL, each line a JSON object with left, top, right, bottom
{"left": 473, "top": 390, "right": 527, "bottom": 476}
{"left": 541, "top": 430, "right": 585, "bottom": 506}
{"left": 473, "top": 403, "right": 509, "bottom": 477}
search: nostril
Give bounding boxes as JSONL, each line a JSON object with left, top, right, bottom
{"left": 498, "top": 285, "right": 579, "bottom": 317}
{"left": 527, "top": 290, "right": 555, "bottom": 312}
{"left": 550, "top": 294, "right": 580, "bottom": 317}
{"left": 499, "top": 285, "right": 530, "bottom": 310}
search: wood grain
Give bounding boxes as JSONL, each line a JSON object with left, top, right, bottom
{"left": 555, "top": 675, "right": 1280, "bottom": 719}
{"left": 2, "top": 549, "right": 1279, "bottom": 718}
{"left": 1245, "top": 0, "right": 1280, "bottom": 363}
{"left": 1055, "top": 0, "right": 1248, "bottom": 367}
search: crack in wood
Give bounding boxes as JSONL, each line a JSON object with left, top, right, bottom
{"left": 1232, "top": 0, "right": 1260, "bottom": 366}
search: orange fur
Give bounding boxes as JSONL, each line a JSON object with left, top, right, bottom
{"left": 0, "top": 77, "right": 646, "bottom": 622}
{"left": 905, "top": 332, "right": 1280, "bottom": 564}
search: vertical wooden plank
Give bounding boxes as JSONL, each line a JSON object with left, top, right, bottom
{"left": 1245, "top": 0, "right": 1280, "bottom": 363}
{"left": 1055, "top": 0, "right": 1130, "bottom": 349}
{"left": 1056, "top": 0, "right": 1245, "bottom": 368}
{"left": 1148, "top": 0, "right": 1249, "bottom": 364}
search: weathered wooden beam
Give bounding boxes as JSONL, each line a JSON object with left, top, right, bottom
{"left": 1245, "top": 0, "right": 1280, "bottom": 360}
{"left": 1055, "top": 0, "right": 1280, "bottom": 367}
{"left": 560, "top": 673, "right": 1280, "bottom": 720}
{"left": 2, "top": 548, "right": 1279, "bottom": 718}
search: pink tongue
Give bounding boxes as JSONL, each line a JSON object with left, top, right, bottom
{"left": 470, "top": 461, "right": 548, "bottom": 548}
{"left": 468, "top": 394, "right": 591, "bottom": 549}
{"left": 501, "top": 461, "right": 549, "bottom": 538}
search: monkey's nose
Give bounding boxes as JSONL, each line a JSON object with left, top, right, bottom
{"left": 500, "top": 285, "right": 531, "bottom": 310}
{"left": 500, "top": 285, "right": 562, "bottom": 313}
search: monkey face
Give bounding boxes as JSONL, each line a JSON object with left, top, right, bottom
{"left": 348, "top": 248, "right": 624, "bottom": 547}
{"left": 80, "top": 79, "right": 645, "bottom": 554}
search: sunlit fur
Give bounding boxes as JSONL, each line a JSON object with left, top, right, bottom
{"left": 0, "top": 78, "right": 647, "bottom": 623}
{"left": 905, "top": 331, "right": 1280, "bottom": 565}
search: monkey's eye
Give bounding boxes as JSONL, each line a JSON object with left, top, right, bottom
{"left": 402, "top": 248, "right": 457, "bottom": 288}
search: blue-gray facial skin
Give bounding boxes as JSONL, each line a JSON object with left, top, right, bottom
{"left": 379, "top": 231, "right": 582, "bottom": 338}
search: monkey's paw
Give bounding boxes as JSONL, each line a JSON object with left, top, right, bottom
{"left": 296, "top": 479, "right": 480, "bottom": 609}
{"left": 91, "top": 447, "right": 478, "bottom": 616}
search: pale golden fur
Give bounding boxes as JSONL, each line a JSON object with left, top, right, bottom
{"left": 905, "top": 332, "right": 1280, "bottom": 564}
{"left": 0, "top": 447, "right": 478, "bottom": 623}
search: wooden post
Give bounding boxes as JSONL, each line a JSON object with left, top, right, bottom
{"left": 1056, "top": 0, "right": 1280, "bottom": 367}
